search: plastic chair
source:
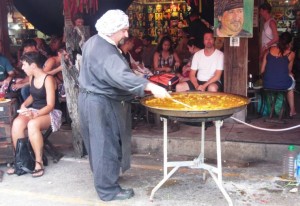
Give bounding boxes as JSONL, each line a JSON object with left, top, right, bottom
{"left": 262, "top": 88, "right": 288, "bottom": 123}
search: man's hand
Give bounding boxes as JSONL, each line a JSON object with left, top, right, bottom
{"left": 163, "top": 66, "right": 172, "bottom": 73}
{"left": 2, "top": 79, "right": 10, "bottom": 87}
{"left": 145, "top": 82, "right": 171, "bottom": 98}
{"left": 11, "top": 83, "right": 24, "bottom": 91}
{"left": 197, "top": 84, "right": 206, "bottom": 92}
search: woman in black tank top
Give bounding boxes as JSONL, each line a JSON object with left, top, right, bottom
{"left": 7, "top": 52, "right": 62, "bottom": 177}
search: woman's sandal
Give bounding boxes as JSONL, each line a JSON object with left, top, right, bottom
{"left": 32, "top": 161, "right": 44, "bottom": 178}
{"left": 6, "top": 167, "right": 15, "bottom": 175}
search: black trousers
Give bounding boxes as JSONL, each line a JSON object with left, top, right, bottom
{"left": 78, "top": 92, "right": 132, "bottom": 201}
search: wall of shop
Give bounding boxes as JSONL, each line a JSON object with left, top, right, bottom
{"left": 270, "top": 0, "right": 298, "bottom": 35}
{"left": 127, "top": 1, "right": 189, "bottom": 45}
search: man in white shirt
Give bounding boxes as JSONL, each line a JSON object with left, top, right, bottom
{"left": 176, "top": 31, "right": 224, "bottom": 92}
{"left": 259, "top": 2, "right": 278, "bottom": 60}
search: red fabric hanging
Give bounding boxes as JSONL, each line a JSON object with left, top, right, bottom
{"left": 186, "top": 0, "right": 199, "bottom": 7}
{"left": 63, "top": 0, "right": 98, "bottom": 16}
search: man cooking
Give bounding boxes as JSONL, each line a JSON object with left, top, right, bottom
{"left": 78, "top": 10, "right": 170, "bottom": 201}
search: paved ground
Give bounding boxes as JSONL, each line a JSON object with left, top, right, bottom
{"left": 0, "top": 93, "right": 299, "bottom": 205}
{"left": 1, "top": 149, "right": 300, "bottom": 206}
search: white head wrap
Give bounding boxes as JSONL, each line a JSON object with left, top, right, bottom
{"left": 95, "top": 10, "right": 129, "bottom": 36}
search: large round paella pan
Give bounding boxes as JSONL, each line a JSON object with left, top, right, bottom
{"left": 140, "top": 92, "right": 250, "bottom": 119}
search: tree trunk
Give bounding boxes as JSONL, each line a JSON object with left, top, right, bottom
{"left": 62, "top": 22, "right": 90, "bottom": 157}
{"left": 61, "top": 57, "right": 83, "bottom": 156}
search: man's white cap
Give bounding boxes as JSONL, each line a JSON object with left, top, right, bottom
{"left": 95, "top": 9, "right": 129, "bottom": 36}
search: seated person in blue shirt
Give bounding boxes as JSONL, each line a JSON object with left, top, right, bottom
{"left": 260, "top": 32, "right": 296, "bottom": 116}
{"left": 0, "top": 40, "right": 15, "bottom": 89}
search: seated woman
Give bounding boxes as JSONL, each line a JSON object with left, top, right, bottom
{"left": 153, "top": 35, "right": 181, "bottom": 73}
{"left": 176, "top": 38, "right": 201, "bottom": 84}
{"left": 260, "top": 31, "right": 296, "bottom": 117}
{"left": 43, "top": 45, "right": 66, "bottom": 96}
{"left": 129, "top": 38, "right": 153, "bottom": 77}
{"left": 7, "top": 52, "right": 62, "bottom": 177}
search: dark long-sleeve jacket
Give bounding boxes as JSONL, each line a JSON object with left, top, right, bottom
{"left": 78, "top": 34, "right": 148, "bottom": 101}
{"left": 78, "top": 34, "right": 149, "bottom": 174}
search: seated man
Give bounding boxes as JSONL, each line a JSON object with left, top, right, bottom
{"left": 176, "top": 38, "right": 201, "bottom": 83}
{"left": 0, "top": 40, "right": 15, "bottom": 89}
{"left": 12, "top": 39, "right": 47, "bottom": 101}
{"left": 141, "top": 35, "right": 156, "bottom": 69}
{"left": 176, "top": 31, "right": 224, "bottom": 92}
{"left": 49, "top": 35, "right": 63, "bottom": 57}
{"left": 119, "top": 35, "right": 135, "bottom": 68}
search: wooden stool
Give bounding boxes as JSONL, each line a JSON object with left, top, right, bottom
{"left": 262, "top": 89, "right": 288, "bottom": 123}
{"left": 43, "top": 126, "right": 63, "bottom": 163}
{"left": 247, "top": 88, "right": 263, "bottom": 119}
{"left": 131, "top": 98, "right": 147, "bottom": 129}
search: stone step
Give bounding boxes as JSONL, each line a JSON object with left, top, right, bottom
{"left": 132, "top": 135, "right": 286, "bottom": 163}
{"left": 50, "top": 123, "right": 289, "bottom": 163}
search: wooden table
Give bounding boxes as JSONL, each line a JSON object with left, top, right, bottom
{"left": 0, "top": 98, "right": 17, "bottom": 164}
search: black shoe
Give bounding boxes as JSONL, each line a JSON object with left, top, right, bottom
{"left": 112, "top": 188, "right": 134, "bottom": 201}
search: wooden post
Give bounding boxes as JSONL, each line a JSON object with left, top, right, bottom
{"left": 223, "top": 38, "right": 248, "bottom": 121}
{"left": 0, "top": 0, "right": 10, "bottom": 57}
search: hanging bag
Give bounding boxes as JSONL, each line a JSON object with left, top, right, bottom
{"left": 14, "top": 137, "right": 36, "bottom": 176}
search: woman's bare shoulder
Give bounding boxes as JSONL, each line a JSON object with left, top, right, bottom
{"left": 44, "top": 74, "right": 56, "bottom": 84}
{"left": 288, "top": 50, "right": 296, "bottom": 58}
{"left": 269, "top": 46, "right": 278, "bottom": 55}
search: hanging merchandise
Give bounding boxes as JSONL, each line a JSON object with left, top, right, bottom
{"left": 6, "top": 0, "right": 14, "bottom": 14}
{"left": 63, "top": 0, "right": 99, "bottom": 17}
{"left": 127, "top": 1, "right": 189, "bottom": 45}
{"left": 186, "top": 0, "right": 199, "bottom": 7}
